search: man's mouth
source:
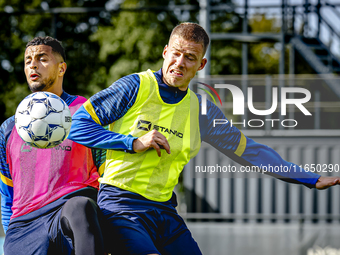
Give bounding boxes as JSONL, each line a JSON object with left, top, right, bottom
{"left": 170, "top": 69, "right": 183, "bottom": 77}
{"left": 30, "top": 73, "right": 40, "bottom": 81}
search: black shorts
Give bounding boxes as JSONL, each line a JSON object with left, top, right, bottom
{"left": 4, "top": 187, "right": 98, "bottom": 255}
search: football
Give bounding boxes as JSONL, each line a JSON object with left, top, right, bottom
{"left": 15, "top": 92, "right": 72, "bottom": 149}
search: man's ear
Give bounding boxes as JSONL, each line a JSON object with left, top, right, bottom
{"left": 58, "top": 62, "right": 67, "bottom": 77}
{"left": 162, "top": 45, "right": 168, "bottom": 60}
{"left": 198, "top": 58, "right": 207, "bottom": 71}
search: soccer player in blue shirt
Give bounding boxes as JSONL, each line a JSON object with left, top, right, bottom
{"left": 68, "top": 23, "right": 340, "bottom": 255}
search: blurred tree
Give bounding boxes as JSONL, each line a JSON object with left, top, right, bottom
{"left": 0, "top": 0, "right": 318, "bottom": 125}
{"left": 248, "top": 14, "right": 281, "bottom": 75}
{"left": 0, "top": 0, "right": 110, "bottom": 122}
{"left": 89, "top": 0, "right": 176, "bottom": 90}
{"left": 209, "top": 1, "right": 242, "bottom": 75}
{"left": 247, "top": 13, "right": 314, "bottom": 75}
{"left": 90, "top": 0, "right": 238, "bottom": 87}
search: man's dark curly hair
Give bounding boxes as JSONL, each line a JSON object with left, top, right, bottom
{"left": 26, "top": 36, "right": 66, "bottom": 62}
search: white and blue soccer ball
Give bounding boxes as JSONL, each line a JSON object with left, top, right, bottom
{"left": 15, "top": 92, "right": 72, "bottom": 149}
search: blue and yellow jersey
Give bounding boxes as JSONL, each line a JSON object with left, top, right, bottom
{"left": 0, "top": 116, "right": 15, "bottom": 233}
{"left": 68, "top": 69, "right": 320, "bottom": 198}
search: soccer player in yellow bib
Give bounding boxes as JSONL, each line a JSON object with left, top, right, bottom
{"left": 68, "top": 23, "right": 340, "bottom": 255}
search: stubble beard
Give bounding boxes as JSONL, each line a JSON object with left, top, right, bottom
{"left": 28, "top": 76, "right": 56, "bottom": 93}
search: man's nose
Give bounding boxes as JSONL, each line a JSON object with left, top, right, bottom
{"left": 176, "top": 55, "right": 185, "bottom": 67}
{"left": 30, "top": 60, "right": 38, "bottom": 69}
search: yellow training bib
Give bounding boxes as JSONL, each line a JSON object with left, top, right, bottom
{"left": 100, "top": 69, "right": 201, "bottom": 202}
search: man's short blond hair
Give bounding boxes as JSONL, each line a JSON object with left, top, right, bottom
{"left": 170, "top": 22, "right": 210, "bottom": 56}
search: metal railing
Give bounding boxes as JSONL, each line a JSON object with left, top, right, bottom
{"left": 182, "top": 135, "right": 340, "bottom": 223}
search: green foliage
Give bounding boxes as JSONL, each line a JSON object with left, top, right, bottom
{"left": 0, "top": 0, "right": 110, "bottom": 122}
{"left": 0, "top": 1, "right": 319, "bottom": 124}
{"left": 89, "top": 0, "right": 177, "bottom": 87}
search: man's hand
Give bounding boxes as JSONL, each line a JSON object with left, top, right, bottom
{"left": 315, "top": 176, "right": 340, "bottom": 190}
{"left": 133, "top": 130, "right": 171, "bottom": 157}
